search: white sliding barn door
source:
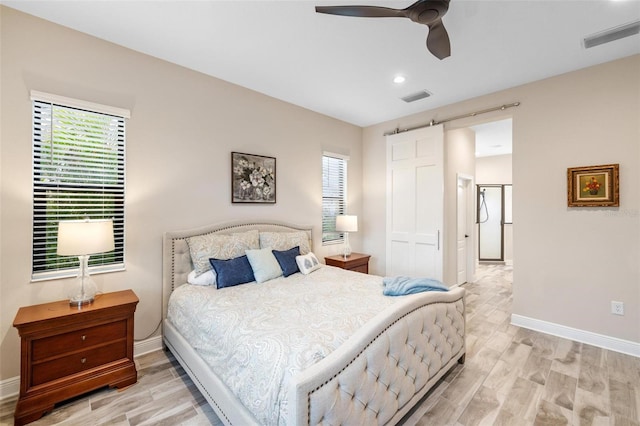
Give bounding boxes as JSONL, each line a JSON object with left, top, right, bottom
{"left": 386, "top": 126, "right": 444, "bottom": 280}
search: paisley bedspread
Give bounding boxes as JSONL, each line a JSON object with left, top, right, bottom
{"left": 167, "top": 265, "right": 399, "bottom": 425}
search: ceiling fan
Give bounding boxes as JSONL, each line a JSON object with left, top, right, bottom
{"left": 315, "top": 0, "right": 451, "bottom": 59}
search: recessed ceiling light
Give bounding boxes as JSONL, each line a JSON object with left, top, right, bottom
{"left": 393, "top": 75, "right": 406, "bottom": 84}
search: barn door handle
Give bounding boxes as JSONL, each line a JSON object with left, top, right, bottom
{"left": 437, "top": 230, "right": 440, "bottom": 250}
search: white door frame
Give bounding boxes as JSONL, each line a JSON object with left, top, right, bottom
{"left": 457, "top": 173, "right": 475, "bottom": 284}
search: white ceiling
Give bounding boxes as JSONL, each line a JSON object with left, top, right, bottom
{"left": 4, "top": 1, "right": 640, "bottom": 128}
{"left": 472, "top": 118, "right": 512, "bottom": 157}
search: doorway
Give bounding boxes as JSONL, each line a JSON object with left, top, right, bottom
{"left": 472, "top": 118, "right": 513, "bottom": 267}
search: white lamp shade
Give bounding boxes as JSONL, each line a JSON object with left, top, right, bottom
{"left": 335, "top": 215, "right": 358, "bottom": 233}
{"left": 57, "top": 219, "right": 115, "bottom": 256}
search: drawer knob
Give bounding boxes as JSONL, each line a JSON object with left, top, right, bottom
{"left": 81, "top": 358, "right": 86, "bottom": 364}
{"left": 81, "top": 335, "right": 86, "bottom": 341}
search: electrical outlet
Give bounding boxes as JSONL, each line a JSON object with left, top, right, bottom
{"left": 611, "top": 301, "right": 624, "bottom": 316}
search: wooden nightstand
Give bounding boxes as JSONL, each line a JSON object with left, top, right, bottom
{"left": 13, "top": 290, "right": 139, "bottom": 425}
{"left": 325, "top": 253, "right": 371, "bottom": 274}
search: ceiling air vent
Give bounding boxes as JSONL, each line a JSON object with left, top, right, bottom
{"left": 401, "top": 90, "right": 432, "bottom": 103}
{"left": 584, "top": 20, "right": 640, "bottom": 49}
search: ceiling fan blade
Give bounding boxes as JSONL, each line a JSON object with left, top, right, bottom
{"left": 426, "top": 19, "right": 451, "bottom": 59}
{"left": 316, "top": 0, "right": 453, "bottom": 60}
{"left": 315, "top": 5, "right": 407, "bottom": 18}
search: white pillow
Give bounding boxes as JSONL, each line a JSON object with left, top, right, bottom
{"left": 187, "top": 269, "right": 216, "bottom": 286}
{"left": 296, "top": 252, "right": 321, "bottom": 275}
{"left": 245, "top": 247, "right": 283, "bottom": 283}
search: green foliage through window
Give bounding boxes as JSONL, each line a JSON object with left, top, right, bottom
{"left": 32, "top": 100, "right": 125, "bottom": 278}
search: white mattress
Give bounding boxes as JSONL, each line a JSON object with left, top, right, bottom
{"left": 167, "top": 265, "right": 400, "bottom": 425}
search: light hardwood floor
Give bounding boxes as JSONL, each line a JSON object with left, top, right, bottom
{"left": 1, "top": 265, "right": 638, "bottom": 425}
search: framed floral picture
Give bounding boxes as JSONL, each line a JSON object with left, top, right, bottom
{"left": 567, "top": 164, "right": 619, "bottom": 207}
{"left": 231, "top": 152, "right": 276, "bottom": 203}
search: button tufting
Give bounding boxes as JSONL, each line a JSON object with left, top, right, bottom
{"left": 305, "top": 295, "right": 465, "bottom": 426}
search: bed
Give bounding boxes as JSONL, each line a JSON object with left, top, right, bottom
{"left": 162, "top": 220, "right": 465, "bottom": 425}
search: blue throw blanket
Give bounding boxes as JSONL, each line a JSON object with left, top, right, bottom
{"left": 382, "top": 276, "right": 449, "bottom": 296}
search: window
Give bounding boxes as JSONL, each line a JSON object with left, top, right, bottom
{"left": 31, "top": 92, "right": 128, "bottom": 280}
{"left": 322, "top": 154, "right": 347, "bottom": 244}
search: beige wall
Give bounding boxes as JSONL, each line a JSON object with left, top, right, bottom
{"left": 0, "top": 7, "right": 362, "bottom": 380}
{"left": 476, "top": 154, "right": 512, "bottom": 185}
{"left": 363, "top": 55, "right": 640, "bottom": 344}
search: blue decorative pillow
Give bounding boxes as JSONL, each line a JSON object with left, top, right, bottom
{"left": 272, "top": 246, "right": 300, "bottom": 277}
{"left": 209, "top": 255, "right": 255, "bottom": 289}
{"left": 245, "top": 247, "right": 283, "bottom": 283}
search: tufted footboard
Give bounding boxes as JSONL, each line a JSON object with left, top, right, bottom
{"left": 289, "top": 287, "right": 465, "bottom": 425}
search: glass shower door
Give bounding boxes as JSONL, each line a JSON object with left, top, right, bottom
{"left": 478, "top": 185, "right": 503, "bottom": 261}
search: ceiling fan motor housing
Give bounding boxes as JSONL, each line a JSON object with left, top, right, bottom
{"left": 409, "top": 0, "right": 450, "bottom": 25}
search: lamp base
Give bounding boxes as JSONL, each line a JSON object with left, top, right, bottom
{"left": 342, "top": 232, "right": 352, "bottom": 259}
{"left": 69, "top": 294, "right": 95, "bottom": 307}
{"left": 68, "top": 255, "right": 97, "bottom": 308}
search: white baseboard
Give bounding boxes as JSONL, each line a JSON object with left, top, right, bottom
{"left": 0, "top": 336, "right": 164, "bottom": 401}
{"left": 511, "top": 314, "right": 640, "bottom": 357}
{"left": 134, "top": 335, "right": 164, "bottom": 357}
{"left": 0, "top": 376, "right": 20, "bottom": 401}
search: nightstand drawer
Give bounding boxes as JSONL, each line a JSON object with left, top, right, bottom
{"left": 350, "top": 264, "right": 369, "bottom": 274}
{"left": 325, "top": 253, "right": 371, "bottom": 274}
{"left": 32, "top": 340, "right": 127, "bottom": 386}
{"left": 32, "top": 320, "right": 127, "bottom": 361}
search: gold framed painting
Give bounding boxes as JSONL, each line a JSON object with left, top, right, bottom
{"left": 567, "top": 164, "right": 619, "bottom": 207}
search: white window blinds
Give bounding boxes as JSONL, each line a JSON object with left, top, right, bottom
{"left": 32, "top": 97, "right": 126, "bottom": 280}
{"left": 322, "top": 154, "right": 347, "bottom": 244}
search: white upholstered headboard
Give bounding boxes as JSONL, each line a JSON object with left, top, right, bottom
{"left": 162, "top": 220, "right": 313, "bottom": 322}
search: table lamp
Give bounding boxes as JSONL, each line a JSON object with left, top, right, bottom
{"left": 57, "top": 219, "right": 115, "bottom": 306}
{"left": 335, "top": 215, "right": 357, "bottom": 259}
